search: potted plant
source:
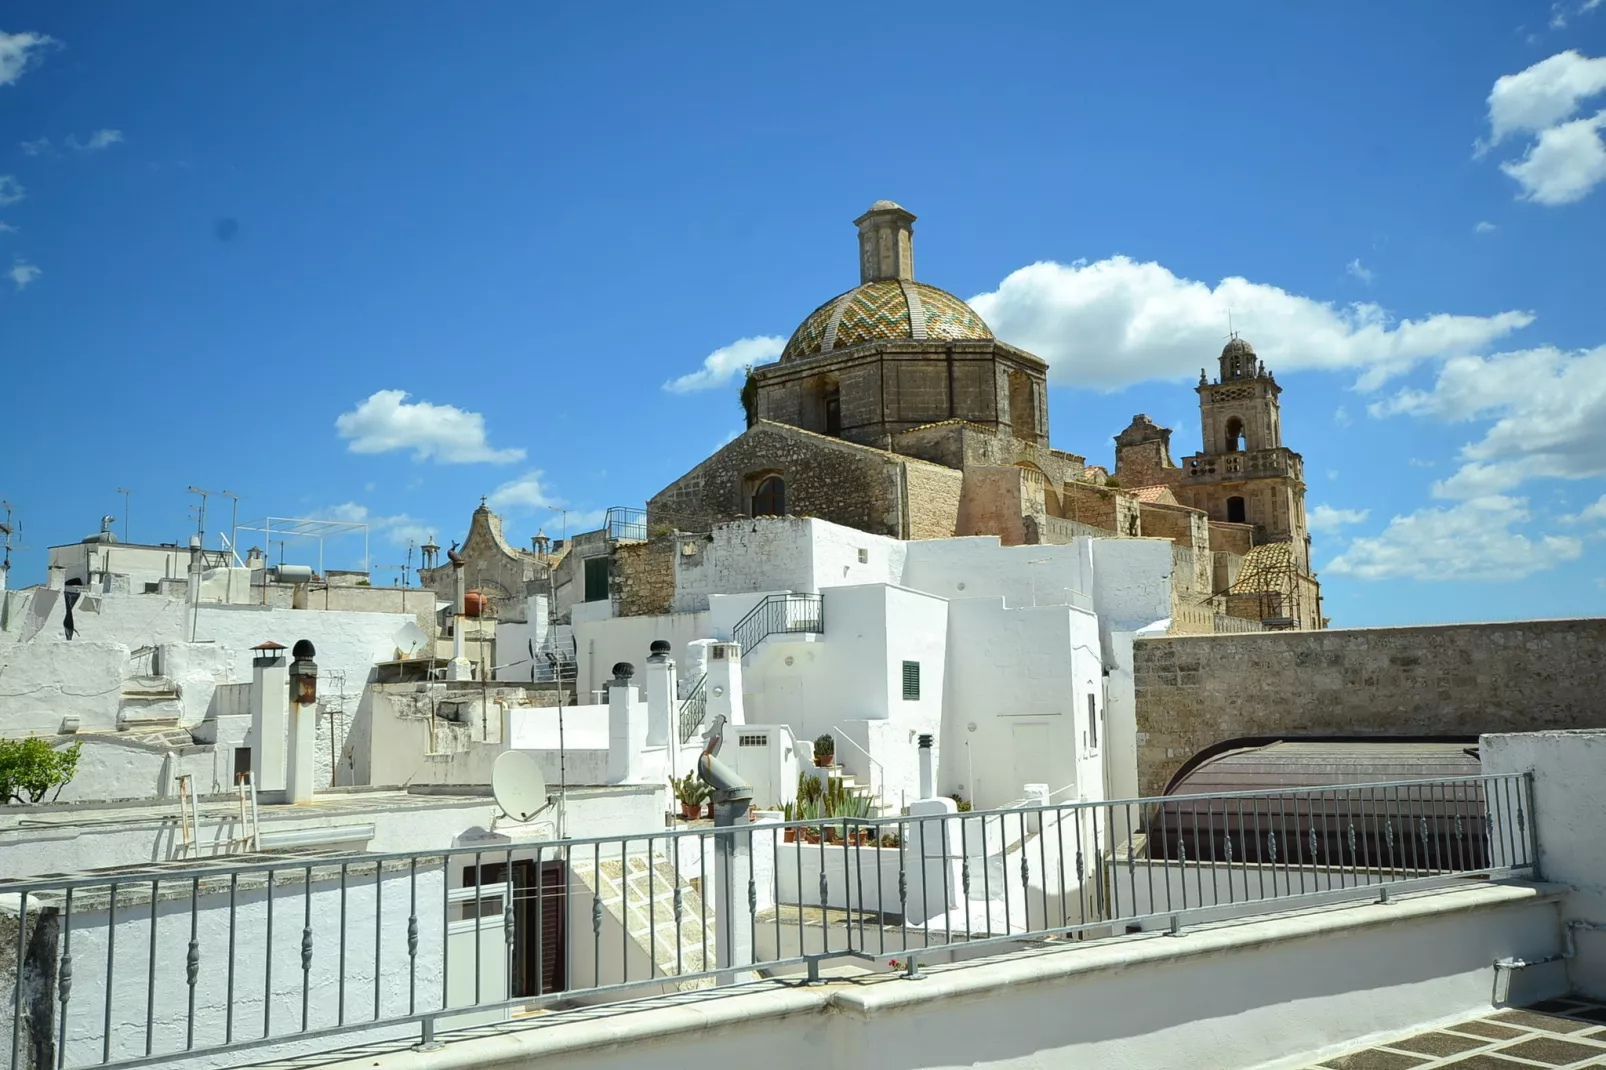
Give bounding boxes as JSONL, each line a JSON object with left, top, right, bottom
{"left": 813, "top": 733, "right": 835, "bottom": 767}
{"left": 670, "top": 772, "right": 710, "bottom": 821}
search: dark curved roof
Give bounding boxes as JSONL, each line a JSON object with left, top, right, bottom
{"left": 1165, "top": 738, "right": 1480, "bottom": 796}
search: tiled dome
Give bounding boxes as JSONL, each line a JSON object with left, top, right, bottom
{"left": 780, "top": 279, "right": 992, "bottom": 363}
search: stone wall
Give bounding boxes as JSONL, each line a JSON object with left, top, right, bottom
{"left": 611, "top": 538, "right": 676, "bottom": 618}
{"left": 903, "top": 460, "right": 964, "bottom": 540}
{"left": 1133, "top": 617, "right": 1606, "bottom": 796}
{"left": 957, "top": 466, "right": 1031, "bottom": 545}
{"left": 649, "top": 422, "right": 908, "bottom": 538}
{"left": 1060, "top": 482, "right": 1133, "bottom": 535}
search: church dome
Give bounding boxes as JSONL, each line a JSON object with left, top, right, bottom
{"left": 780, "top": 279, "right": 993, "bottom": 363}
{"left": 1221, "top": 337, "right": 1257, "bottom": 358}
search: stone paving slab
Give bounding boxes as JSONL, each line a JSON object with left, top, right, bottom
{"left": 1308, "top": 997, "right": 1606, "bottom": 1069}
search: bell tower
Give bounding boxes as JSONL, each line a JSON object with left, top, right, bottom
{"left": 1198, "top": 336, "right": 1284, "bottom": 456}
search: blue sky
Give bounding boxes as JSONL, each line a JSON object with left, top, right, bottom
{"left": 2, "top": 2, "right": 1604, "bottom": 627}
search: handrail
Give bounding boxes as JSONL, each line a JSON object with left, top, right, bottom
{"left": 829, "top": 724, "right": 887, "bottom": 812}
{"left": 729, "top": 592, "right": 823, "bottom": 656}
{"left": 677, "top": 673, "right": 708, "bottom": 743}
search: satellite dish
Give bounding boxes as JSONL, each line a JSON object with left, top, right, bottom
{"left": 492, "top": 750, "right": 548, "bottom": 822}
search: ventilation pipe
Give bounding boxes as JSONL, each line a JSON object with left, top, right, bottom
{"left": 446, "top": 553, "right": 471, "bottom": 681}
{"left": 250, "top": 641, "right": 289, "bottom": 792}
{"left": 644, "top": 640, "right": 674, "bottom": 748}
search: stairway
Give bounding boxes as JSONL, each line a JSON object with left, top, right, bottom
{"left": 569, "top": 848, "right": 714, "bottom": 990}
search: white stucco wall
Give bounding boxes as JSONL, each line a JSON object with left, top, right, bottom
{"left": 671, "top": 518, "right": 903, "bottom": 614}
{"left": 940, "top": 598, "right": 1102, "bottom": 810}
{"left": 1481, "top": 729, "right": 1606, "bottom": 997}
{"left": 306, "top": 882, "right": 1565, "bottom": 1070}
{"left": 572, "top": 611, "right": 711, "bottom": 699}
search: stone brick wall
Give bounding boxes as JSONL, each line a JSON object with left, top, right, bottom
{"left": 648, "top": 422, "right": 906, "bottom": 538}
{"left": 1060, "top": 482, "right": 1132, "bottom": 535}
{"left": 1025, "top": 515, "right": 1114, "bottom": 543}
{"left": 1208, "top": 521, "right": 1254, "bottom": 556}
{"left": 957, "top": 465, "right": 1031, "bottom": 544}
{"left": 904, "top": 460, "right": 964, "bottom": 539}
{"left": 611, "top": 537, "right": 676, "bottom": 618}
{"left": 1114, "top": 440, "right": 1183, "bottom": 488}
{"left": 1133, "top": 618, "right": 1606, "bottom": 796}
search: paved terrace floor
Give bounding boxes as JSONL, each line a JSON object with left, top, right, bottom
{"left": 1306, "top": 997, "right": 1606, "bottom": 1069}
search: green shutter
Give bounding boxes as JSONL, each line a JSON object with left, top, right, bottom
{"left": 584, "top": 556, "right": 611, "bottom": 603}
{"left": 901, "top": 660, "right": 920, "bottom": 701}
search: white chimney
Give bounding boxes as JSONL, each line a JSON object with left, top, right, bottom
{"left": 918, "top": 733, "right": 935, "bottom": 801}
{"left": 644, "top": 641, "right": 674, "bottom": 747}
{"left": 285, "top": 640, "right": 318, "bottom": 804}
{"left": 706, "top": 642, "right": 745, "bottom": 726}
{"left": 606, "top": 662, "right": 646, "bottom": 783}
{"left": 250, "top": 642, "right": 289, "bottom": 792}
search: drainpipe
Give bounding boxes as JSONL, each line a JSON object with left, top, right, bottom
{"left": 1493, "top": 919, "right": 1606, "bottom": 1002}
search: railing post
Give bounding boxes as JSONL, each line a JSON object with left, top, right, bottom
{"left": 1522, "top": 772, "right": 1542, "bottom": 881}
{"left": 415, "top": 1015, "right": 443, "bottom": 1052}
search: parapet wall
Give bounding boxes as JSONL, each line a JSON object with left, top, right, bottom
{"left": 1134, "top": 617, "right": 1606, "bottom": 796}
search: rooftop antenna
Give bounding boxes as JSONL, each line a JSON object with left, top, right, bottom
{"left": 0, "top": 501, "right": 17, "bottom": 574}
{"left": 220, "top": 491, "right": 241, "bottom": 562}
{"left": 116, "top": 487, "right": 132, "bottom": 543}
{"left": 187, "top": 486, "right": 217, "bottom": 547}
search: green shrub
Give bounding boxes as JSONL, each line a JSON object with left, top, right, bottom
{"left": 0, "top": 738, "right": 84, "bottom": 804}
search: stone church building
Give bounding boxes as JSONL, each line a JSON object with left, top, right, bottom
{"left": 428, "top": 201, "right": 1323, "bottom": 634}
{"left": 648, "top": 201, "right": 1325, "bottom": 632}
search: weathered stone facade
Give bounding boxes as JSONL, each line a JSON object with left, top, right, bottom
{"left": 649, "top": 421, "right": 957, "bottom": 539}
{"left": 1132, "top": 618, "right": 1606, "bottom": 795}
{"left": 418, "top": 502, "right": 561, "bottom": 622}
{"left": 611, "top": 537, "right": 676, "bottom": 618}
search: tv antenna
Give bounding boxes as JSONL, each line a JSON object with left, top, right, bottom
{"left": 0, "top": 501, "right": 19, "bottom": 574}
{"left": 372, "top": 541, "right": 415, "bottom": 610}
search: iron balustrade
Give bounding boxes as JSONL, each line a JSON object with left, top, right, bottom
{"left": 677, "top": 675, "right": 708, "bottom": 744}
{"left": 0, "top": 773, "right": 1536, "bottom": 1070}
{"left": 603, "top": 508, "right": 647, "bottom": 543}
{"left": 729, "top": 593, "right": 823, "bottom": 657}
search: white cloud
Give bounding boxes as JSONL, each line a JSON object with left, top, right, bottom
{"left": 334, "top": 389, "right": 525, "bottom": 464}
{"left": 0, "top": 30, "right": 55, "bottom": 88}
{"left": 0, "top": 176, "right": 24, "bottom": 206}
{"left": 319, "top": 502, "right": 434, "bottom": 556}
{"left": 1333, "top": 406, "right": 1353, "bottom": 427}
{"left": 664, "top": 335, "right": 785, "bottom": 393}
{"left": 7, "top": 258, "right": 39, "bottom": 290}
{"left": 1325, "top": 495, "right": 1582, "bottom": 580}
{"left": 1500, "top": 110, "right": 1606, "bottom": 205}
{"left": 1372, "top": 345, "right": 1606, "bottom": 496}
{"left": 1308, "top": 505, "right": 1371, "bottom": 533}
{"left": 1561, "top": 493, "right": 1606, "bottom": 523}
{"left": 966, "top": 257, "right": 1533, "bottom": 391}
{"left": 486, "top": 471, "right": 607, "bottom": 534}
{"left": 65, "top": 128, "right": 122, "bottom": 152}
{"left": 1345, "top": 259, "right": 1375, "bottom": 285}
{"left": 0, "top": 221, "right": 14, "bottom": 235}
{"left": 1481, "top": 50, "right": 1606, "bottom": 149}
{"left": 1475, "top": 221, "right": 1498, "bottom": 233}
{"left": 18, "top": 137, "right": 50, "bottom": 156}
{"left": 488, "top": 470, "right": 555, "bottom": 510}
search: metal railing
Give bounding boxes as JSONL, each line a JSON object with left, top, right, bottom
{"left": 677, "top": 674, "right": 708, "bottom": 744}
{"left": 603, "top": 507, "right": 647, "bottom": 542}
{"left": 729, "top": 593, "right": 823, "bottom": 657}
{"left": 1, "top": 774, "right": 1535, "bottom": 1070}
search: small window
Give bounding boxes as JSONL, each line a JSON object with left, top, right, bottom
{"left": 738, "top": 734, "right": 767, "bottom": 748}
{"left": 901, "top": 661, "right": 921, "bottom": 701}
{"left": 144, "top": 582, "right": 160, "bottom": 594}
{"left": 825, "top": 392, "right": 841, "bottom": 437}
{"left": 234, "top": 747, "right": 252, "bottom": 782}
{"left": 1226, "top": 496, "right": 1246, "bottom": 524}
{"left": 857, "top": 548, "right": 869, "bottom": 564}
{"left": 1086, "top": 694, "right": 1098, "bottom": 749}
{"left": 751, "top": 476, "right": 786, "bottom": 517}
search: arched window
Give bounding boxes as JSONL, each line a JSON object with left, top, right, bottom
{"left": 824, "top": 383, "right": 841, "bottom": 436}
{"left": 751, "top": 476, "right": 786, "bottom": 517}
{"left": 1227, "top": 496, "right": 1246, "bottom": 524}
{"left": 1224, "top": 416, "right": 1244, "bottom": 452}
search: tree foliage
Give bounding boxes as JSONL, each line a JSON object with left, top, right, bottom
{"left": 739, "top": 367, "right": 758, "bottom": 428}
{"left": 0, "top": 738, "right": 84, "bottom": 804}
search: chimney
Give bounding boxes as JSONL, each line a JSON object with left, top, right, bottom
{"left": 644, "top": 640, "right": 674, "bottom": 747}
{"left": 285, "top": 639, "right": 318, "bottom": 804}
{"left": 917, "top": 733, "right": 935, "bottom": 801}
{"left": 250, "top": 641, "right": 289, "bottom": 792}
{"left": 606, "top": 662, "right": 646, "bottom": 783}
{"left": 706, "top": 642, "right": 745, "bottom": 726}
{"left": 446, "top": 555, "right": 471, "bottom": 681}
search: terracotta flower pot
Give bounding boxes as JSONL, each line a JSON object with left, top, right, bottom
{"left": 680, "top": 802, "right": 702, "bottom": 820}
